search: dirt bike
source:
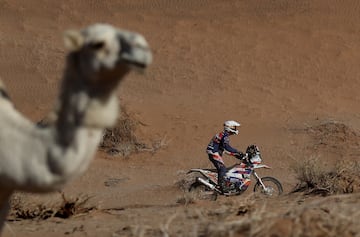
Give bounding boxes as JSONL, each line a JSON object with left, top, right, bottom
{"left": 187, "top": 145, "right": 283, "bottom": 200}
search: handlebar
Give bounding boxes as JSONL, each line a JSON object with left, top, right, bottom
{"left": 234, "top": 152, "right": 248, "bottom": 160}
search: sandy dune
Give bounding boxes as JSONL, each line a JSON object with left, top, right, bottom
{"left": 1, "top": 0, "right": 360, "bottom": 236}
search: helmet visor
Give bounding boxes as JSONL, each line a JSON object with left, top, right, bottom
{"left": 229, "top": 126, "right": 238, "bottom": 134}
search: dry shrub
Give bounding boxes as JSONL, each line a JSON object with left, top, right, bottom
{"left": 193, "top": 194, "right": 360, "bottom": 237}
{"left": 174, "top": 170, "right": 197, "bottom": 192}
{"left": 194, "top": 198, "right": 267, "bottom": 237}
{"left": 110, "top": 192, "right": 360, "bottom": 237}
{"left": 9, "top": 192, "right": 95, "bottom": 220}
{"left": 334, "top": 160, "right": 360, "bottom": 193}
{"left": 291, "top": 157, "right": 360, "bottom": 195}
{"left": 117, "top": 198, "right": 257, "bottom": 237}
{"left": 175, "top": 170, "right": 197, "bottom": 205}
{"left": 276, "top": 194, "right": 360, "bottom": 237}
{"left": 100, "top": 107, "right": 168, "bottom": 157}
{"left": 100, "top": 107, "right": 145, "bottom": 157}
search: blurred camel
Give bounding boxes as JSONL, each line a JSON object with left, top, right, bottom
{"left": 0, "top": 24, "right": 152, "bottom": 232}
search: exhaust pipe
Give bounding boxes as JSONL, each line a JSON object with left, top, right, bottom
{"left": 197, "top": 177, "right": 217, "bottom": 190}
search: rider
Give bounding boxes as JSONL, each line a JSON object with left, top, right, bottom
{"left": 206, "top": 120, "right": 245, "bottom": 194}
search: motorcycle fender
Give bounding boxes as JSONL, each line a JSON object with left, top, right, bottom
{"left": 187, "top": 169, "right": 204, "bottom": 174}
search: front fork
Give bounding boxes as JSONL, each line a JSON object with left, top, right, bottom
{"left": 253, "top": 171, "right": 267, "bottom": 191}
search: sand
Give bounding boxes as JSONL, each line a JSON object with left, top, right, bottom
{"left": 1, "top": 1, "right": 360, "bottom": 236}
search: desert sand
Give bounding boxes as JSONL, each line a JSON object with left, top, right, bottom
{"left": 1, "top": 0, "right": 360, "bottom": 236}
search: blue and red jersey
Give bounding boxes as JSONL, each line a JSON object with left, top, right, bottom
{"left": 206, "top": 131, "right": 239, "bottom": 156}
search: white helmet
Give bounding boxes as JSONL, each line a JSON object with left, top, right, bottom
{"left": 224, "top": 120, "right": 240, "bottom": 135}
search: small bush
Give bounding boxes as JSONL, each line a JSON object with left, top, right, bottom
{"left": 291, "top": 158, "right": 360, "bottom": 195}
{"left": 334, "top": 160, "right": 360, "bottom": 193}
{"left": 100, "top": 107, "right": 168, "bottom": 157}
{"left": 99, "top": 107, "right": 146, "bottom": 157}
{"left": 9, "top": 192, "right": 95, "bottom": 220}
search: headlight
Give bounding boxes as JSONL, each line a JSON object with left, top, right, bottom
{"left": 250, "top": 154, "right": 262, "bottom": 164}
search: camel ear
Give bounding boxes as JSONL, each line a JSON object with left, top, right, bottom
{"left": 63, "top": 30, "right": 84, "bottom": 52}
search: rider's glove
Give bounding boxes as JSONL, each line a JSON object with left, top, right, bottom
{"left": 234, "top": 152, "right": 246, "bottom": 160}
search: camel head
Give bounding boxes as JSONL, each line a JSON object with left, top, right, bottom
{"left": 46, "top": 24, "right": 153, "bottom": 133}
{"left": 63, "top": 24, "right": 152, "bottom": 89}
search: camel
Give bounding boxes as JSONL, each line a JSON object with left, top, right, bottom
{"left": 0, "top": 23, "right": 152, "bottom": 232}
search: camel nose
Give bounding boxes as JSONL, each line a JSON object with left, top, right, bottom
{"left": 117, "top": 31, "right": 152, "bottom": 68}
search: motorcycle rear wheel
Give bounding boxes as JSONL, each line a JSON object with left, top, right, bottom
{"left": 188, "top": 181, "right": 218, "bottom": 201}
{"left": 253, "top": 176, "right": 283, "bottom": 197}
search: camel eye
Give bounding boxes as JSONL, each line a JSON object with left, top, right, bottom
{"left": 89, "top": 41, "right": 105, "bottom": 50}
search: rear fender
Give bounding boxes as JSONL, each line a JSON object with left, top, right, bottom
{"left": 187, "top": 168, "right": 204, "bottom": 174}
{"left": 187, "top": 168, "right": 213, "bottom": 175}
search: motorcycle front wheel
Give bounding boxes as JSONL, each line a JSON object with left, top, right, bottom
{"left": 188, "top": 181, "right": 218, "bottom": 201}
{"left": 253, "top": 176, "right": 283, "bottom": 197}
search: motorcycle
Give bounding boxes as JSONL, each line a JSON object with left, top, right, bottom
{"left": 187, "top": 144, "right": 283, "bottom": 200}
